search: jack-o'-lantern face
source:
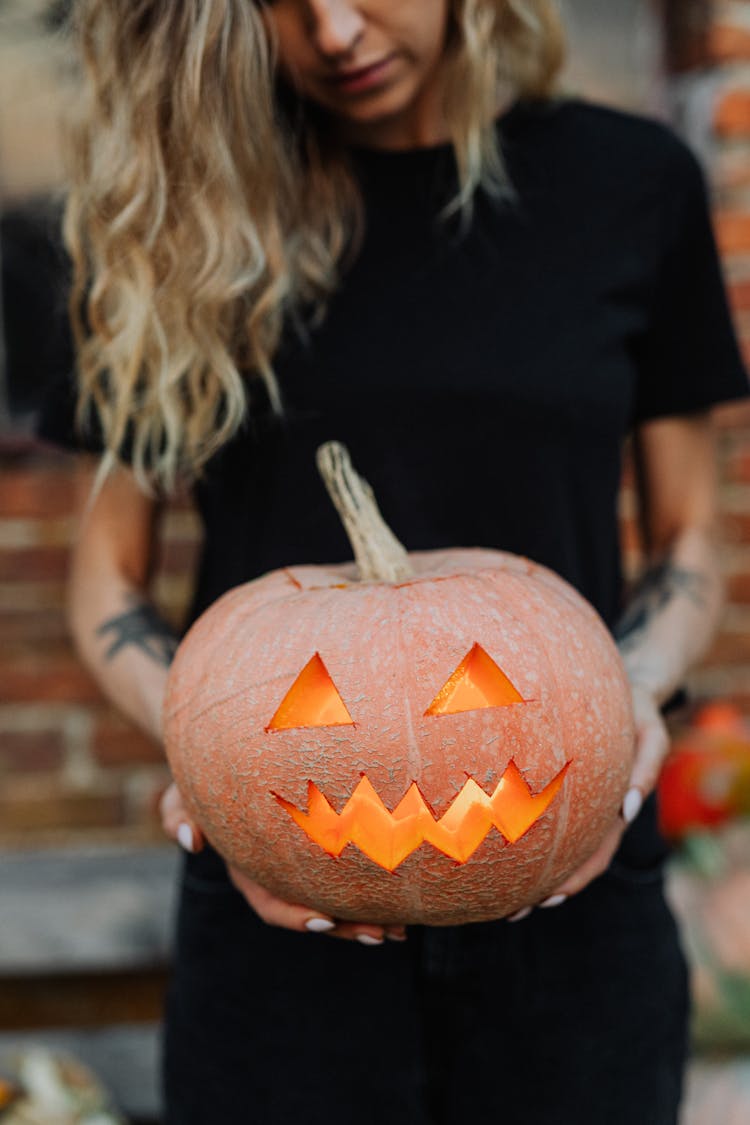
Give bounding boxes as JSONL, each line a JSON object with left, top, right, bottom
{"left": 267, "top": 645, "right": 569, "bottom": 872}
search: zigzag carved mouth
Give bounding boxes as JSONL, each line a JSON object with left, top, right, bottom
{"left": 273, "top": 760, "right": 569, "bottom": 872}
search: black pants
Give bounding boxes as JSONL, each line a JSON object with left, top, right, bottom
{"left": 162, "top": 839, "right": 690, "bottom": 1125}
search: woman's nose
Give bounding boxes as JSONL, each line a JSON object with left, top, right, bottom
{"left": 308, "top": 0, "right": 366, "bottom": 58}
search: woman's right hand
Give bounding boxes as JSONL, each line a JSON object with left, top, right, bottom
{"left": 159, "top": 779, "right": 207, "bottom": 855}
{"left": 159, "top": 781, "right": 405, "bottom": 945}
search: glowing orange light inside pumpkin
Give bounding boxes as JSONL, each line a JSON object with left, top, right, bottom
{"left": 274, "top": 760, "right": 569, "bottom": 871}
{"left": 266, "top": 653, "right": 354, "bottom": 731}
{"left": 425, "top": 643, "right": 525, "bottom": 716}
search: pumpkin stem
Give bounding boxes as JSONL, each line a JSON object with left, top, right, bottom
{"left": 316, "top": 442, "right": 414, "bottom": 582}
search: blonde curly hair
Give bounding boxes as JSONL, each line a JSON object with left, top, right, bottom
{"left": 64, "top": 0, "right": 566, "bottom": 492}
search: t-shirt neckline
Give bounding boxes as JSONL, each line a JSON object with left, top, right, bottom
{"left": 346, "top": 96, "right": 525, "bottom": 165}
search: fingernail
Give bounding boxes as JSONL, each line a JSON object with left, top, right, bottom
{"left": 305, "top": 917, "right": 336, "bottom": 933}
{"left": 622, "top": 787, "right": 643, "bottom": 824}
{"left": 356, "top": 934, "right": 384, "bottom": 946}
{"left": 539, "top": 893, "right": 567, "bottom": 909}
{"left": 177, "top": 823, "right": 195, "bottom": 853}
{"left": 385, "top": 930, "right": 408, "bottom": 942}
{"left": 506, "top": 906, "right": 533, "bottom": 922}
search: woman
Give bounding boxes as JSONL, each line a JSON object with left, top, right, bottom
{"left": 44, "top": 1, "right": 748, "bottom": 1122}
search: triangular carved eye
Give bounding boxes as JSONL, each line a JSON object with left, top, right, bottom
{"left": 266, "top": 653, "right": 354, "bottom": 731}
{"left": 425, "top": 644, "right": 525, "bottom": 716}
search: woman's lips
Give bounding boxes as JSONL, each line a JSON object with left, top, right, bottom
{"left": 326, "top": 54, "right": 397, "bottom": 94}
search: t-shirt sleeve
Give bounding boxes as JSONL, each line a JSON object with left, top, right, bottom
{"left": 632, "top": 134, "right": 749, "bottom": 423}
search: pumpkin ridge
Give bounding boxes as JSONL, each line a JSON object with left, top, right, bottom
{"left": 486, "top": 567, "right": 588, "bottom": 884}
{"left": 165, "top": 674, "right": 308, "bottom": 728}
{"left": 395, "top": 585, "right": 425, "bottom": 916}
{"left": 478, "top": 566, "right": 573, "bottom": 883}
{"left": 484, "top": 568, "right": 568, "bottom": 722}
{"left": 395, "top": 586, "right": 423, "bottom": 778}
{"left": 391, "top": 560, "right": 537, "bottom": 590}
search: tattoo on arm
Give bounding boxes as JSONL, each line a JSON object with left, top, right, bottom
{"left": 614, "top": 561, "right": 709, "bottom": 651}
{"left": 96, "top": 597, "right": 178, "bottom": 667}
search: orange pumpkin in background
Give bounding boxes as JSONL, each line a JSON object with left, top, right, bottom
{"left": 658, "top": 701, "right": 750, "bottom": 839}
{"left": 163, "top": 443, "right": 635, "bottom": 925}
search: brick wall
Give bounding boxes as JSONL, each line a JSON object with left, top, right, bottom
{"left": 652, "top": 0, "right": 750, "bottom": 712}
{"left": 0, "top": 453, "right": 200, "bottom": 847}
{"left": 1, "top": 3, "right": 749, "bottom": 847}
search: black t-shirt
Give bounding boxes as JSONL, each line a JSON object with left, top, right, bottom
{"left": 186, "top": 96, "right": 748, "bottom": 630}
{"left": 40, "top": 95, "right": 749, "bottom": 868}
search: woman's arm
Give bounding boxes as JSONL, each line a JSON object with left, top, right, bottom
{"left": 524, "top": 411, "right": 723, "bottom": 913}
{"left": 615, "top": 412, "right": 724, "bottom": 707}
{"left": 68, "top": 457, "right": 174, "bottom": 741}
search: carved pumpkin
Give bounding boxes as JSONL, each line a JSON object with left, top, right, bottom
{"left": 163, "top": 443, "right": 634, "bottom": 925}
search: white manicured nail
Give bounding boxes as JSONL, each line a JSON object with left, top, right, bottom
{"left": 305, "top": 917, "right": 336, "bottom": 933}
{"left": 539, "top": 893, "right": 567, "bottom": 909}
{"left": 507, "top": 906, "right": 533, "bottom": 922}
{"left": 177, "top": 823, "right": 195, "bottom": 853}
{"left": 623, "top": 787, "right": 643, "bottom": 824}
{"left": 356, "top": 934, "right": 383, "bottom": 946}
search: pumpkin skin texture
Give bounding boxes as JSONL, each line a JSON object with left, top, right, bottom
{"left": 163, "top": 547, "right": 635, "bottom": 926}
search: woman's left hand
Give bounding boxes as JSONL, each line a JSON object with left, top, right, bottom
{"left": 508, "top": 683, "right": 670, "bottom": 920}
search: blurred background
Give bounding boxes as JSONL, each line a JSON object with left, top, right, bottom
{"left": 1, "top": 0, "right": 749, "bottom": 1122}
